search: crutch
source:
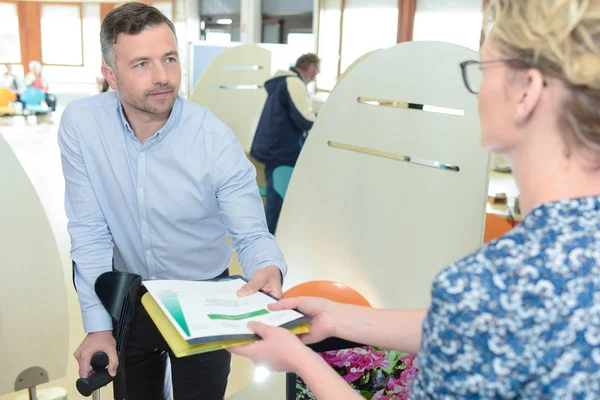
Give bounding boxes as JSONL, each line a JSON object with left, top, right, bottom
{"left": 75, "top": 271, "right": 142, "bottom": 398}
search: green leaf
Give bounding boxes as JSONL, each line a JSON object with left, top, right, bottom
{"left": 382, "top": 350, "right": 402, "bottom": 374}
{"left": 360, "top": 391, "right": 374, "bottom": 399}
{"left": 360, "top": 371, "right": 371, "bottom": 385}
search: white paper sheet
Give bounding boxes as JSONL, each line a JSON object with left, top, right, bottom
{"left": 143, "top": 277, "right": 305, "bottom": 343}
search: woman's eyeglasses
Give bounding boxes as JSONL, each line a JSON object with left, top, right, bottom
{"left": 460, "top": 59, "right": 547, "bottom": 95}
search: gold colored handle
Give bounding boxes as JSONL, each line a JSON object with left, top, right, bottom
{"left": 356, "top": 97, "right": 464, "bottom": 116}
{"left": 327, "top": 141, "right": 460, "bottom": 172}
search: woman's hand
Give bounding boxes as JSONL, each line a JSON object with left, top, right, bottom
{"left": 269, "top": 296, "right": 340, "bottom": 344}
{"left": 228, "top": 296, "right": 343, "bottom": 372}
{"left": 229, "top": 317, "right": 367, "bottom": 400}
{"left": 228, "top": 321, "right": 312, "bottom": 373}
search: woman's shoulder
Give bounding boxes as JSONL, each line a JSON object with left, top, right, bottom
{"left": 432, "top": 197, "right": 600, "bottom": 309}
{"left": 432, "top": 226, "right": 527, "bottom": 294}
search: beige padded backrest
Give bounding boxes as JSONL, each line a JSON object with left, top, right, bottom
{"left": 276, "top": 41, "right": 490, "bottom": 310}
{"left": 0, "top": 134, "right": 68, "bottom": 395}
{"left": 188, "top": 44, "right": 272, "bottom": 152}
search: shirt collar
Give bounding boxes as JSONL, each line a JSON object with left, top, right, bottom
{"left": 524, "top": 195, "right": 600, "bottom": 224}
{"left": 117, "top": 96, "right": 182, "bottom": 143}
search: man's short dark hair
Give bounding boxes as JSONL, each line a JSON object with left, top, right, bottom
{"left": 100, "top": 2, "right": 177, "bottom": 68}
{"left": 295, "top": 53, "right": 320, "bottom": 70}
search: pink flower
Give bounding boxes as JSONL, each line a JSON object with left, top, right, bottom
{"left": 320, "top": 347, "right": 390, "bottom": 382}
{"left": 387, "top": 375, "right": 402, "bottom": 391}
{"left": 341, "top": 371, "right": 364, "bottom": 382}
{"left": 372, "top": 389, "right": 409, "bottom": 400}
{"left": 372, "top": 389, "right": 395, "bottom": 400}
{"left": 399, "top": 367, "right": 418, "bottom": 387}
{"left": 395, "top": 390, "right": 411, "bottom": 400}
{"left": 399, "top": 354, "right": 417, "bottom": 370}
{"left": 387, "top": 366, "right": 418, "bottom": 397}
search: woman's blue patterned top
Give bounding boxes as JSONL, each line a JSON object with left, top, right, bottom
{"left": 411, "top": 197, "right": 600, "bottom": 399}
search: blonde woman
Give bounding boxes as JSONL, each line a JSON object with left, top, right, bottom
{"left": 230, "top": 0, "right": 600, "bottom": 398}
{"left": 24, "top": 61, "right": 49, "bottom": 92}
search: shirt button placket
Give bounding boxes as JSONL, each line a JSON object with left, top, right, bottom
{"left": 138, "top": 149, "right": 153, "bottom": 278}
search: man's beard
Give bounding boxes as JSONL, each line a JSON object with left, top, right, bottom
{"left": 118, "top": 80, "right": 178, "bottom": 116}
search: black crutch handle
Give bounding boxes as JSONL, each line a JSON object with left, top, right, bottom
{"left": 76, "top": 351, "right": 113, "bottom": 397}
{"left": 76, "top": 370, "right": 113, "bottom": 397}
{"left": 90, "top": 351, "right": 109, "bottom": 371}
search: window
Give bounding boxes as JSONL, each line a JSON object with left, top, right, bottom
{"left": 316, "top": 0, "right": 342, "bottom": 91}
{"left": 262, "top": 24, "right": 280, "bottom": 44}
{"left": 317, "top": 0, "right": 398, "bottom": 91}
{"left": 205, "top": 30, "right": 232, "bottom": 44}
{"left": 41, "top": 4, "right": 83, "bottom": 66}
{"left": 412, "top": 0, "right": 483, "bottom": 52}
{"left": 287, "top": 32, "right": 315, "bottom": 55}
{"left": 83, "top": 4, "right": 101, "bottom": 68}
{"left": 152, "top": 1, "right": 173, "bottom": 21}
{"left": 0, "top": 3, "right": 21, "bottom": 64}
{"left": 413, "top": 12, "right": 482, "bottom": 52}
{"left": 340, "top": 0, "right": 397, "bottom": 73}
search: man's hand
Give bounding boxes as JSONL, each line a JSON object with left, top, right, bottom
{"left": 237, "top": 265, "right": 283, "bottom": 299}
{"left": 74, "top": 330, "right": 118, "bottom": 378}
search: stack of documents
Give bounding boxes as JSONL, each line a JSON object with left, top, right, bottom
{"left": 142, "top": 275, "right": 310, "bottom": 357}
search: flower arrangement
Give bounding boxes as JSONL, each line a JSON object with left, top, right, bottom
{"left": 295, "top": 347, "right": 418, "bottom": 400}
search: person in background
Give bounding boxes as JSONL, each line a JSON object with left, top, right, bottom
{"left": 24, "top": 60, "right": 56, "bottom": 111}
{"left": 24, "top": 61, "right": 49, "bottom": 92}
{"left": 0, "top": 64, "right": 24, "bottom": 112}
{"left": 250, "top": 53, "right": 320, "bottom": 234}
{"left": 58, "top": 3, "right": 286, "bottom": 400}
{"left": 0, "top": 64, "right": 23, "bottom": 93}
{"left": 230, "top": 0, "right": 600, "bottom": 398}
{"left": 96, "top": 76, "right": 110, "bottom": 93}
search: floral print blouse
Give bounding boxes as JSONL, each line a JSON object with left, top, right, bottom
{"left": 410, "top": 197, "right": 600, "bottom": 399}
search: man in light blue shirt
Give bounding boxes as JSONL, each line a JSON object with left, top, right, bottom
{"left": 58, "top": 3, "right": 286, "bottom": 399}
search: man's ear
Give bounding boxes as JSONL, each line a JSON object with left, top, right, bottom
{"left": 101, "top": 63, "right": 118, "bottom": 90}
{"left": 515, "top": 69, "right": 545, "bottom": 126}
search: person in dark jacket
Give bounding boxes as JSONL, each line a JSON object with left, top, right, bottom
{"left": 251, "top": 53, "right": 319, "bottom": 234}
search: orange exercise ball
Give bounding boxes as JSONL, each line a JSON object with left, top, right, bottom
{"left": 484, "top": 214, "right": 513, "bottom": 243}
{"left": 283, "top": 280, "right": 371, "bottom": 307}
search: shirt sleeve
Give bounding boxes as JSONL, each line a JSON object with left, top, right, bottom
{"left": 57, "top": 106, "right": 115, "bottom": 333}
{"left": 211, "top": 129, "right": 287, "bottom": 279}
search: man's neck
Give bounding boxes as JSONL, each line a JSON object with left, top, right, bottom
{"left": 121, "top": 101, "right": 171, "bottom": 144}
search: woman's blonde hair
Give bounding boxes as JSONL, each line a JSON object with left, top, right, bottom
{"left": 486, "top": 0, "right": 600, "bottom": 152}
{"left": 28, "top": 60, "right": 42, "bottom": 74}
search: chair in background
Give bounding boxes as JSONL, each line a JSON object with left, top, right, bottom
{"left": 19, "top": 87, "right": 52, "bottom": 112}
{"left": 258, "top": 184, "right": 267, "bottom": 197}
{"left": 272, "top": 166, "right": 294, "bottom": 199}
{"left": 0, "top": 88, "right": 17, "bottom": 117}
{"left": 18, "top": 87, "right": 53, "bottom": 123}
{"left": 483, "top": 213, "right": 514, "bottom": 243}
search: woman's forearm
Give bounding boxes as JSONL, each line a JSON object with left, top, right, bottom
{"left": 287, "top": 305, "right": 427, "bottom": 399}
{"left": 330, "top": 306, "right": 427, "bottom": 354}
{"left": 295, "top": 348, "right": 364, "bottom": 400}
